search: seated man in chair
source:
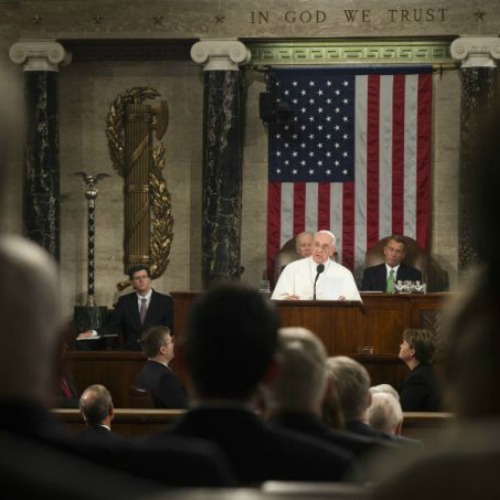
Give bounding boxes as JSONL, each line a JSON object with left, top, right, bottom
{"left": 275, "top": 232, "right": 314, "bottom": 283}
{"left": 361, "top": 235, "right": 422, "bottom": 292}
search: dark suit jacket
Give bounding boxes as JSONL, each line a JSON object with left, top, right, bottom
{"left": 74, "top": 425, "right": 129, "bottom": 447}
{"left": 104, "top": 290, "right": 174, "bottom": 350}
{"left": 0, "top": 400, "right": 233, "bottom": 487}
{"left": 361, "top": 263, "right": 422, "bottom": 292}
{"left": 137, "top": 360, "right": 188, "bottom": 409}
{"left": 270, "top": 412, "right": 397, "bottom": 460}
{"left": 346, "top": 420, "right": 423, "bottom": 453}
{"left": 399, "top": 363, "right": 441, "bottom": 412}
{"left": 161, "top": 406, "right": 354, "bottom": 485}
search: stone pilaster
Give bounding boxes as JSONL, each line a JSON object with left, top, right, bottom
{"left": 451, "top": 36, "right": 500, "bottom": 274}
{"left": 9, "top": 41, "right": 71, "bottom": 261}
{"left": 191, "top": 40, "right": 251, "bottom": 288}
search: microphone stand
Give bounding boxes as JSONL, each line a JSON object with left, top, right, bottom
{"left": 313, "top": 263, "right": 325, "bottom": 300}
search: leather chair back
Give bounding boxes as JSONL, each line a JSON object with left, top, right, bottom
{"left": 128, "top": 385, "right": 154, "bottom": 408}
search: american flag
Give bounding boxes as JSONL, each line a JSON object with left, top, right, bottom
{"left": 267, "top": 66, "right": 432, "bottom": 283}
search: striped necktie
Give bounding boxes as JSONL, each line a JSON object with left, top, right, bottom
{"left": 139, "top": 298, "right": 148, "bottom": 324}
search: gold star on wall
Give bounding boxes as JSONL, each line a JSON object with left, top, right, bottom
{"left": 153, "top": 14, "right": 164, "bottom": 26}
{"left": 32, "top": 14, "right": 42, "bottom": 25}
{"left": 474, "top": 10, "right": 486, "bottom": 21}
{"left": 215, "top": 15, "right": 225, "bottom": 24}
{"left": 93, "top": 14, "right": 103, "bottom": 25}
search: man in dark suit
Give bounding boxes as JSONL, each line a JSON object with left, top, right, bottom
{"left": 136, "top": 326, "right": 188, "bottom": 408}
{"left": 361, "top": 235, "right": 422, "bottom": 292}
{"left": 156, "top": 283, "right": 357, "bottom": 485}
{"left": 74, "top": 384, "right": 128, "bottom": 446}
{"left": 78, "top": 265, "right": 174, "bottom": 350}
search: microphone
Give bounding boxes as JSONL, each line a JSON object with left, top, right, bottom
{"left": 313, "top": 263, "right": 325, "bottom": 300}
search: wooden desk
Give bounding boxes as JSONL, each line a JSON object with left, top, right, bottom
{"left": 68, "top": 292, "right": 450, "bottom": 407}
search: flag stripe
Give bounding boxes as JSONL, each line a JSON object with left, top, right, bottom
{"left": 379, "top": 75, "right": 394, "bottom": 239}
{"left": 392, "top": 74, "right": 406, "bottom": 235}
{"left": 318, "top": 183, "right": 331, "bottom": 230}
{"left": 354, "top": 75, "right": 368, "bottom": 272}
{"left": 417, "top": 73, "right": 432, "bottom": 248}
{"left": 367, "top": 75, "right": 380, "bottom": 250}
{"left": 266, "top": 67, "right": 432, "bottom": 283}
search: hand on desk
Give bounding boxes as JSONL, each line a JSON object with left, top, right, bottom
{"left": 76, "top": 330, "right": 97, "bottom": 340}
{"left": 283, "top": 295, "right": 300, "bottom": 300}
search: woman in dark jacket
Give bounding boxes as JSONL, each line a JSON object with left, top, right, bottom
{"left": 398, "top": 329, "right": 441, "bottom": 411}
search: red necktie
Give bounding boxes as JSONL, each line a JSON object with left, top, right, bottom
{"left": 61, "top": 378, "right": 73, "bottom": 397}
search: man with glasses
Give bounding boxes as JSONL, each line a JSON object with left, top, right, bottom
{"left": 78, "top": 265, "right": 174, "bottom": 350}
{"left": 136, "top": 326, "right": 188, "bottom": 408}
{"left": 271, "top": 230, "right": 361, "bottom": 301}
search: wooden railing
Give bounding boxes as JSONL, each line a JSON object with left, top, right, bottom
{"left": 54, "top": 408, "right": 454, "bottom": 445}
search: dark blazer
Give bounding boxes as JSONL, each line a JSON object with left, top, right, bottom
{"left": 137, "top": 360, "right": 188, "bottom": 409}
{"left": 270, "top": 412, "right": 397, "bottom": 461}
{"left": 361, "top": 263, "right": 422, "bottom": 292}
{"left": 161, "top": 406, "right": 354, "bottom": 485}
{"left": 346, "top": 420, "right": 423, "bottom": 453}
{"left": 104, "top": 290, "right": 174, "bottom": 350}
{"left": 0, "top": 401, "right": 233, "bottom": 487}
{"left": 399, "top": 363, "right": 441, "bottom": 412}
{"left": 73, "top": 425, "right": 129, "bottom": 447}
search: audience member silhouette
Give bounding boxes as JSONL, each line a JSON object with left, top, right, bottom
{"left": 158, "top": 283, "right": 355, "bottom": 485}
{"left": 265, "top": 326, "right": 396, "bottom": 481}
{"left": 75, "top": 384, "right": 128, "bottom": 446}
{"left": 0, "top": 236, "right": 233, "bottom": 491}
{"left": 367, "top": 392, "right": 403, "bottom": 435}
{"left": 326, "top": 356, "right": 422, "bottom": 452}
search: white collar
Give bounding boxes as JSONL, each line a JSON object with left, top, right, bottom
{"left": 385, "top": 263, "right": 400, "bottom": 275}
{"left": 137, "top": 289, "right": 153, "bottom": 301}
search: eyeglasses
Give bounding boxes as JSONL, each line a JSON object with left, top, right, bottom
{"left": 132, "top": 274, "right": 150, "bottom": 281}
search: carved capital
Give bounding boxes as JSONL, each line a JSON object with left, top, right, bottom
{"left": 191, "top": 39, "right": 251, "bottom": 71}
{"left": 9, "top": 41, "right": 72, "bottom": 72}
{"left": 450, "top": 36, "right": 500, "bottom": 68}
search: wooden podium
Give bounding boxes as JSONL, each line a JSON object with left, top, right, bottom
{"left": 171, "top": 291, "right": 449, "bottom": 356}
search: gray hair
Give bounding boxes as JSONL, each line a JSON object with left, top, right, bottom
{"left": 0, "top": 236, "right": 61, "bottom": 403}
{"left": 370, "top": 384, "right": 400, "bottom": 401}
{"left": 269, "top": 327, "right": 328, "bottom": 413}
{"left": 367, "top": 392, "right": 403, "bottom": 434}
{"left": 326, "top": 356, "right": 371, "bottom": 421}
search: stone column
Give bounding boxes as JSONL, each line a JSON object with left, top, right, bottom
{"left": 451, "top": 36, "right": 500, "bottom": 274}
{"left": 9, "top": 41, "right": 71, "bottom": 261}
{"left": 191, "top": 39, "right": 251, "bottom": 288}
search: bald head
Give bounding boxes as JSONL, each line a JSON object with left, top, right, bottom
{"left": 295, "top": 232, "right": 314, "bottom": 258}
{"left": 79, "top": 384, "right": 114, "bottom": 426}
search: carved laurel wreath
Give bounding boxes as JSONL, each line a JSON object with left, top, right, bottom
{"left": 106, "top": 86, "right": 174, "bottom": 281}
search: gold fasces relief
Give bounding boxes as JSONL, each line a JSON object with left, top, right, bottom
{"left": 106, "top": 87, "right": 174, "bottom": 290}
